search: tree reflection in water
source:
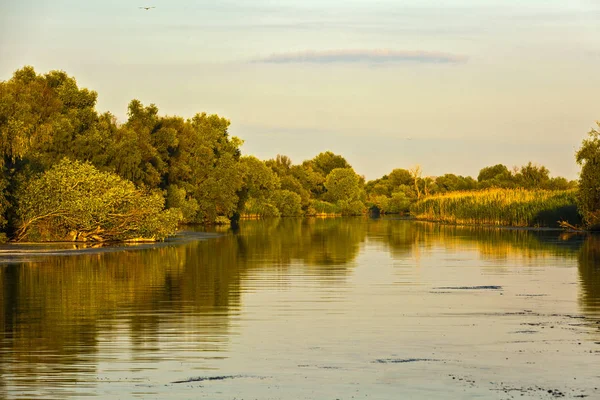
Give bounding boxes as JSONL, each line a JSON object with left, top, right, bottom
{"left": 1, "top": 218, "right": 599, "bottom": 395}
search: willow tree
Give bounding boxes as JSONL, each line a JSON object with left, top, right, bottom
{"left": 576, "top": 124, "right": 600, "bottom": 230}
{"left": 15, "top": 159, "right": 181, "bottom": 242}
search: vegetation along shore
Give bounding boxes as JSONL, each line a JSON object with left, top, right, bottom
{"left": 1, "top": 66, "right": 599, "bottom": 242}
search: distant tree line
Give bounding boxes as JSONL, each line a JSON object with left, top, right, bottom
{"left": 364, "top": 162, "right": 576, "bottom": 215}
{"left": 0, "top": 66, "right": 598, "bottom": 240}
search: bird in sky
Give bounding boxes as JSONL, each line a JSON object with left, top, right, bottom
{"left": 139, "top": 6, "right": 156, "bottom": 11}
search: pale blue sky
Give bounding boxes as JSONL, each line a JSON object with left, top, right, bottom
{"left": 1, "top": 0, "right": 599, "bottom": 179}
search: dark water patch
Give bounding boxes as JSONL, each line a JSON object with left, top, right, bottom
{"left": 512, "top": 330, "right": 538, "bottom": 334}
{"left": 171, "top": 375, "right": 245, "bottom": 384}
{"left": 298, "top": 364, "right": 342, "bottom": 370}
{"left": 551, "top": 314, "right": 587, "bottom": 319}
{"left": 435, "top": 286, "right": 502, "bottom": 290}
{"left": 374, "top": 358, "right": 440, "bottom": 364}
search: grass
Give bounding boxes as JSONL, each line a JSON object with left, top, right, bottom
{"left": 410, "top": 189, "right": 580, "bottom": 228}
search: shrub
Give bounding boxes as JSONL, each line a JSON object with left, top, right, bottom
{"left": 15, "top": 159, "right": 180, "bottom": 241}
{"left": 243, "top": 197, "right": 280, "bottom": 218}
{"left": 307, "top": 200, "right": 340, "bottom": 216}
{"left": 271, "top": 189, "right": 303, "bottom": 217}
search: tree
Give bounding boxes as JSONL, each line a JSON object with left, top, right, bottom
{"left": 324, "top": 168, "right": 362, "bottom": 203}
{"left": 265, "top": 154, "right": 292, "bottom": 176}
{"left": 387, "top": 192, "right": 411, "bottom": 213}
{"left": 388, "top": 168, "right": 413, "bottom": 189}
{"left": 0, "top": 66, "right": 99, "bottom": 171}
{"left": 166, "top": 112, "right": 244, "bottom": 223}
{"left": 237, "top": 156, "right": 281, "bottom": 216}
{"left": 271, "top": 190, "right": 302, "bottom": 216}
{"left": 478, "top": 164, "right": 510, "bottom": 182}
{"left": 544, "top": 177, "right": 575, "bottom": 191}
{"left": 576, "top": 124, "right": 600, "bottom": 230}
{"left": 435, "top": 174, "right": 477, "bottom": 193}
{"left": 0, "top": 166, "right": 8, "bottom": 230}
{"left": 409, "top": 165, "right": 422, "bottom": 199}
{"left": 15, "top": 159, "right": 180, "bottom": 242}
{"left": 290, "top": 164, "right": 325, "bottom": 201}
{"left": 310, "top": 151, "right": 351, "bottom": 177}
{"left": 166, "top": 184, "right": 199, "bottom": 223}
{"left": 515, "top": 162, "right": 550, "bottom": 189}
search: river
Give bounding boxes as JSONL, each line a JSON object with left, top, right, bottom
{"left": 1, "top": 218, "right": 599, "bottom": 399}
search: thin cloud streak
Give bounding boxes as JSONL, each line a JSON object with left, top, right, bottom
{"left": 252, "top": 49, "right": 468, "bottom": 64}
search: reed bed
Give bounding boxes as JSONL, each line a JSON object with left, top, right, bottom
{"left": 410, "top": 189, "right": 580, "bottom": 228}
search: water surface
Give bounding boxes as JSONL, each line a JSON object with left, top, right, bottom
{"left": 1, "top": 218, "right": 599, "bottom": 399}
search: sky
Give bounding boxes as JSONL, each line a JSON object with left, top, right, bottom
{"left": 1, "top": 0, "right": 599, "bottom": 180}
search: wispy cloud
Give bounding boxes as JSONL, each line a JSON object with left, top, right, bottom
{"left": 252, "top": 49, "right": 468, "bottom": 64}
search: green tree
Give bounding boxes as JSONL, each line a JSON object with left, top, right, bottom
{"left": 166, "top": 112, "right": 243, "bottom": 223}
{"left": 15, "top": 159, "right": 180, "bottom": 242}
{"left": 271, "top": 190, "right": 302, "bottom": 216}
{"left": 544, "top": 177, "right": 576, "bottom": 191}
{"left": 166, "top": 184, "right": 199, "bottom": 223}
{"left": 337, "top": 199, "right": 366, "bottom": 216}
{"left": 435, "top": 174, "right": 477, "bottom": 193}
{"left": 237, "top": 156, "right": 281, "bottom": 216}
{"left": 265, "top": 155, "right": 324, "bottom": 208}
{"left": 0, "top": 166, "right": 8, "bottom": 231}
{"left": 265, "top": 154, "right": 292, "bottom": 176}
{"left": 324, "top": 168, "right": 362, "bottom": 203}
{"left": 477, "top": 164, "right": 515, "bottom": 188}
{"left": 515, "top": 162, "right": 550, "bottom": 189}
{"left": 576, "top": 124, "right": 600, "bottom": 230}
{"left": 310, "top": 151, "right": 351, "bottom": 177}
{"left": 290, "top": 164, "right": 325, "bottom": 202}
{"left": 0, "top": 66, "right": 99, "bottom": 170}
{"left": 387, "top": 192, "right": 411, "bottom": 213}
{"left": 388, "top": 168, "right": 413, "bottom": 189}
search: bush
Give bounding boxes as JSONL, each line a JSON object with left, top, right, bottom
{"left": 337, "top": 199, "right": 366, "bottom": 216}
{"left": 307, "top": 199, "right": 340, "bottom": 215}
{"left": 214, "top": 216, "right": 230, "bottom": 225}
{"left": 386, "top": 192, "right": 411, "bottom": 214}
{"left": 15, "top": 159, "right": 180, "bottom": 242}
{"left": 271, "top": 189, "right": 303, "bottom": 217}
{"left": 243, "top": 197, "right": 280, "bottom": 218}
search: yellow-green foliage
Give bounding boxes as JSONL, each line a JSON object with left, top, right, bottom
{"left": 307, "top": 200, "right": 340, "bottom": 216}
{"left": 16, "top": 159, "right": 181, "bottom": 242}
{"left": 411, "top": 189, "right": 579, "bottom": 227}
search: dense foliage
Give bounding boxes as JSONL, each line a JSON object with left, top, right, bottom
{"left": 576, "top": 124, "right": 600, "bottom": 230}
{"left": 0, "top": 65, "right": 593, "bottom": 240}
{"left": 16, "top": 159, "right": 180, "bottom": 241}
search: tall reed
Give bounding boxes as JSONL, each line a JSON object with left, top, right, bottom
{"left": 410, "top": 189, "right": 580, "bottom": 228}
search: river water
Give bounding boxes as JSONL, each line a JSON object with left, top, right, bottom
{"left": 0, "top": 218, "right": 599, "bottom": 399}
